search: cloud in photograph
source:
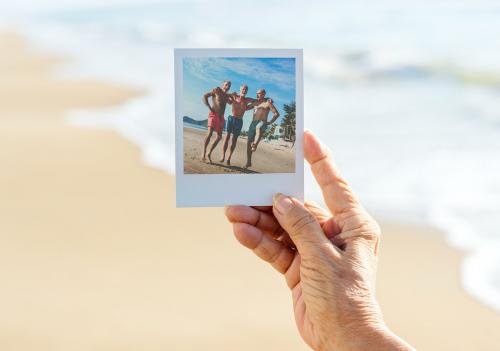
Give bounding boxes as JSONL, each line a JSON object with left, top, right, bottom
{"left": 184, "top": 57, "right": 295, "bottom": 91}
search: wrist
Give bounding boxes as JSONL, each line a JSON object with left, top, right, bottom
{"left": 327, "top": 322, "right": 414, "bottom": 351}
{"left": 366, "top": 324, "right": 415, "bottom": 351}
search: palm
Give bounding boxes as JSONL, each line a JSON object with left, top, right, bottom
{"left": 255, "top": 203, "right": 337, "bottom": 349}
{"left": 292, "top": 282, "right": 322, "bottom": 349}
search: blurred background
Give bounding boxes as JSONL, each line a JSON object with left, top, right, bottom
{"left": 1, "top": 0, "right": 500, "bottom": 350}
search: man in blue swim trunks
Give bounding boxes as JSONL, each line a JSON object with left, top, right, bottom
{"left": 219, "top": 84, "right": 254, "bottom": 166}
{"left": 245, "top": 88, "right": 280, "bottom": 168}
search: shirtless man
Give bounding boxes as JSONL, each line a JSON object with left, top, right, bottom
{"left": 219, "top": 84, "right": 254, "bottom": 165}
{"left": 245, "top": 88, "right": 280, "bottom": 168}
{"left": 201, "top": 80, "right": 232, "bottom": 163}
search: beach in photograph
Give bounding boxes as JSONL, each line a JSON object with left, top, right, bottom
{"left": 2, "top": 32, "right": 500, "bottom": 351}
{"left": 183, "top": 126, "right": 295, "bottom": 174}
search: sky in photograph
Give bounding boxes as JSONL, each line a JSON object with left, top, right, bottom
{"left": 183, "top": 57, "right": 296, "bottom": 131}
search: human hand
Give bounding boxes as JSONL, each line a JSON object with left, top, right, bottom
{"left": 225, "top": 131, "right": 414, "bottom": 351}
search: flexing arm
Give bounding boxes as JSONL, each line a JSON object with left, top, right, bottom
{"left": 267, "top": 101, "right": 280, "bottom": 124}
{"left": 202, "top": 89, "right": 215, "bottom": 112}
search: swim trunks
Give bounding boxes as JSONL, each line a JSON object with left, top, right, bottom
{"left": 207, "top": 111, "right": 224, "bottom": 134}
{"left": 226, "top": 115, "right": 243, "bottom": 137}
{"left": 248, "top": 120, "right": 267, "bottom": 143}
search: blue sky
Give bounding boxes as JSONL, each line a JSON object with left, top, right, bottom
{"left": 183, "top": 57, "right": 295, "bottom": 132}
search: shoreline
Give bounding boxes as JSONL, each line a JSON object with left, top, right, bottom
{"left": 2, "top": 31, "right": 500, "bottom": 350}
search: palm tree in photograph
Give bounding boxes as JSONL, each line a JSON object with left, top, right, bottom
{"left": 281, "top": 101, "right": 296, "bottom": 146}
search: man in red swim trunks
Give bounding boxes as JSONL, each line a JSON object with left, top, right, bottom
{"left": 201, "top": 80, "right": 232, "bottom": 163}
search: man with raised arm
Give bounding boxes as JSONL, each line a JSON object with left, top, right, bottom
{"left": 201, "top": 80, "right": 232, "bottom": 163}
{"left": 245, "top": 88, "right": 280, "bottom": 168}
{"left": 219, "top": 84, "right": 255, "bottom": 166}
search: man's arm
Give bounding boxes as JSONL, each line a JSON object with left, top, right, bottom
{"left": 202, "top": 89, "right": 215, "bottom": 112}
{"left": 245, "top": 97, "right": 257, "bottom": 110}
{"left": 227, "top": 92, "right": 236, "bottom": 105}
{"left": 267, "top": 101, "right": 280, "bottom": 124}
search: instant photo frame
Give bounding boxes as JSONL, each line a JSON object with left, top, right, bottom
{"left": 175, "top": 48, "right": 303, "bottom": 207}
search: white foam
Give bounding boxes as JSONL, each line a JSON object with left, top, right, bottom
{"left": 463, "top": 246, "right": 500, "bottom": 313}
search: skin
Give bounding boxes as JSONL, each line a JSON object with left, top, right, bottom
{"left": 201, "top": 80, "right": 232, "bottom": 163}
{"left": 219, "top": 84, "right": 254, "bottom": 165}
{"left": 225, "top": 130, "right": 415, "bottom": 351}
{"left": 245, "top": 89, "right": 279, "bottom": 168}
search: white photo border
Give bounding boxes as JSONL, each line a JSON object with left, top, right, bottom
{"left": 175, "top": 48, "right": 304, "bottom": 207}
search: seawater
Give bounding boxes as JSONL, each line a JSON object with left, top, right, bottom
{"left": 2, "top": 0, "right": 500, "bottom": 312}
{"left": 183, "top": 122, "right": 208, "bottom": 132}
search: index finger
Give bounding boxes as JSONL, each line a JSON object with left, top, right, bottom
{"left": 303, "top": 130, "right": 360, "bottom": 216}
{"left": 225, "top": 205, "right": 284, "bottom": 238}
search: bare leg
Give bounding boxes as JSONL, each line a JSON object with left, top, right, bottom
{"left": 226, "top": 134, "right": 239, "bottom": 166}
{"left": 220, "top": 132, "right": 231, "bottom": 162}
{"left": 202, "top": 128, "right": 214, "bottom": 161}
{"left": 207, "top": 132, "right": 222, "bottom": 164}
{"left": 251, "top": 125, "right": 263, "bottom": 152}
{"left": 245, "top": 139, "right": 253, "bottom": 168}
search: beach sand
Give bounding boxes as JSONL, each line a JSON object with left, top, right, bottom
{"left": 183, "top": 127, "right": 295, "bottom": 174}
{"left": 2, "top": 32, "right": 500, "bottom": 350}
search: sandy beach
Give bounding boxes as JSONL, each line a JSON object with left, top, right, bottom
{"left": 2, "top": 32, "right": 500, "bottom": 351}
{"left": 183, "top": 126, "right": 295, "bottom": 174}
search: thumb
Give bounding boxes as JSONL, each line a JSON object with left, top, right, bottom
{"left": 272, "top": 193, "right": 338, "bottom": 258}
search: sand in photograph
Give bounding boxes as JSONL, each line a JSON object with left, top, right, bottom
{"left": 183, "top": 126, "right": 295, "bottom": 174}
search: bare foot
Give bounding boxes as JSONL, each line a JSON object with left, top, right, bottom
{"left": 244, "top": 162, "right": 252, "bottom": 168}
{"left": 226, "top": 159, "right": 231, "bottom": 166}
{"left": 219, "top": 156, "right": 225, "bottom": 162}
{"left": 207, "top": 153, "right": 213, "bottom": 164}
{"left": 201, "top": 154, "right": 206, "bottom": 162}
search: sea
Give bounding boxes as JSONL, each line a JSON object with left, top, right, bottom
{"left": 1, "top": 0, "right": 500, "bottom": 312}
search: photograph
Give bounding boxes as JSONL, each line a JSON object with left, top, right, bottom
{"left": 175, "top": 49, "right": 303, "bottom": 207}
{"left": 182, "top": 56, "right": 296, "bottom": 174}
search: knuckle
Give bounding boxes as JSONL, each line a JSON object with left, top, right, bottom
{"left": 358, "top": 220, "right": 380, "bottom": 241}
{"left": 267, "top": 247, "right": 281, "bottom": 264}
{"left": 341, "top": 211, "right": 381, "bottom": 241}
{"left": 290, "top": 211, "right": 317, "bottom": 233}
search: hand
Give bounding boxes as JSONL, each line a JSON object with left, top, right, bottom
{"left": 267, "top": 98, "right": 273, "bottom": 104}
{"left": 225, "top": 131, "right": 414, "bottom": 351}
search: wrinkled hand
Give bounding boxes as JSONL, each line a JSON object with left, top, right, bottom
{"left": 225, "top": 131, "right": 414, "bottom": 351}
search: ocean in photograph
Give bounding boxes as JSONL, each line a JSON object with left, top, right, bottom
{"left": 183, "top": 121, "right": 208, "bottom": 132}
{"left": 2, "top": 0, "right": 500, "bottom": 312}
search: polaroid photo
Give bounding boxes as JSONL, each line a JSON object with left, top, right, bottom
{"left": 175, "top": 48, "right": 303, "bottom": 207}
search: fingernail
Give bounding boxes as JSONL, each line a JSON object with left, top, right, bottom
{"left": 273, "top": 193, "right": 293, "bottom": 214}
